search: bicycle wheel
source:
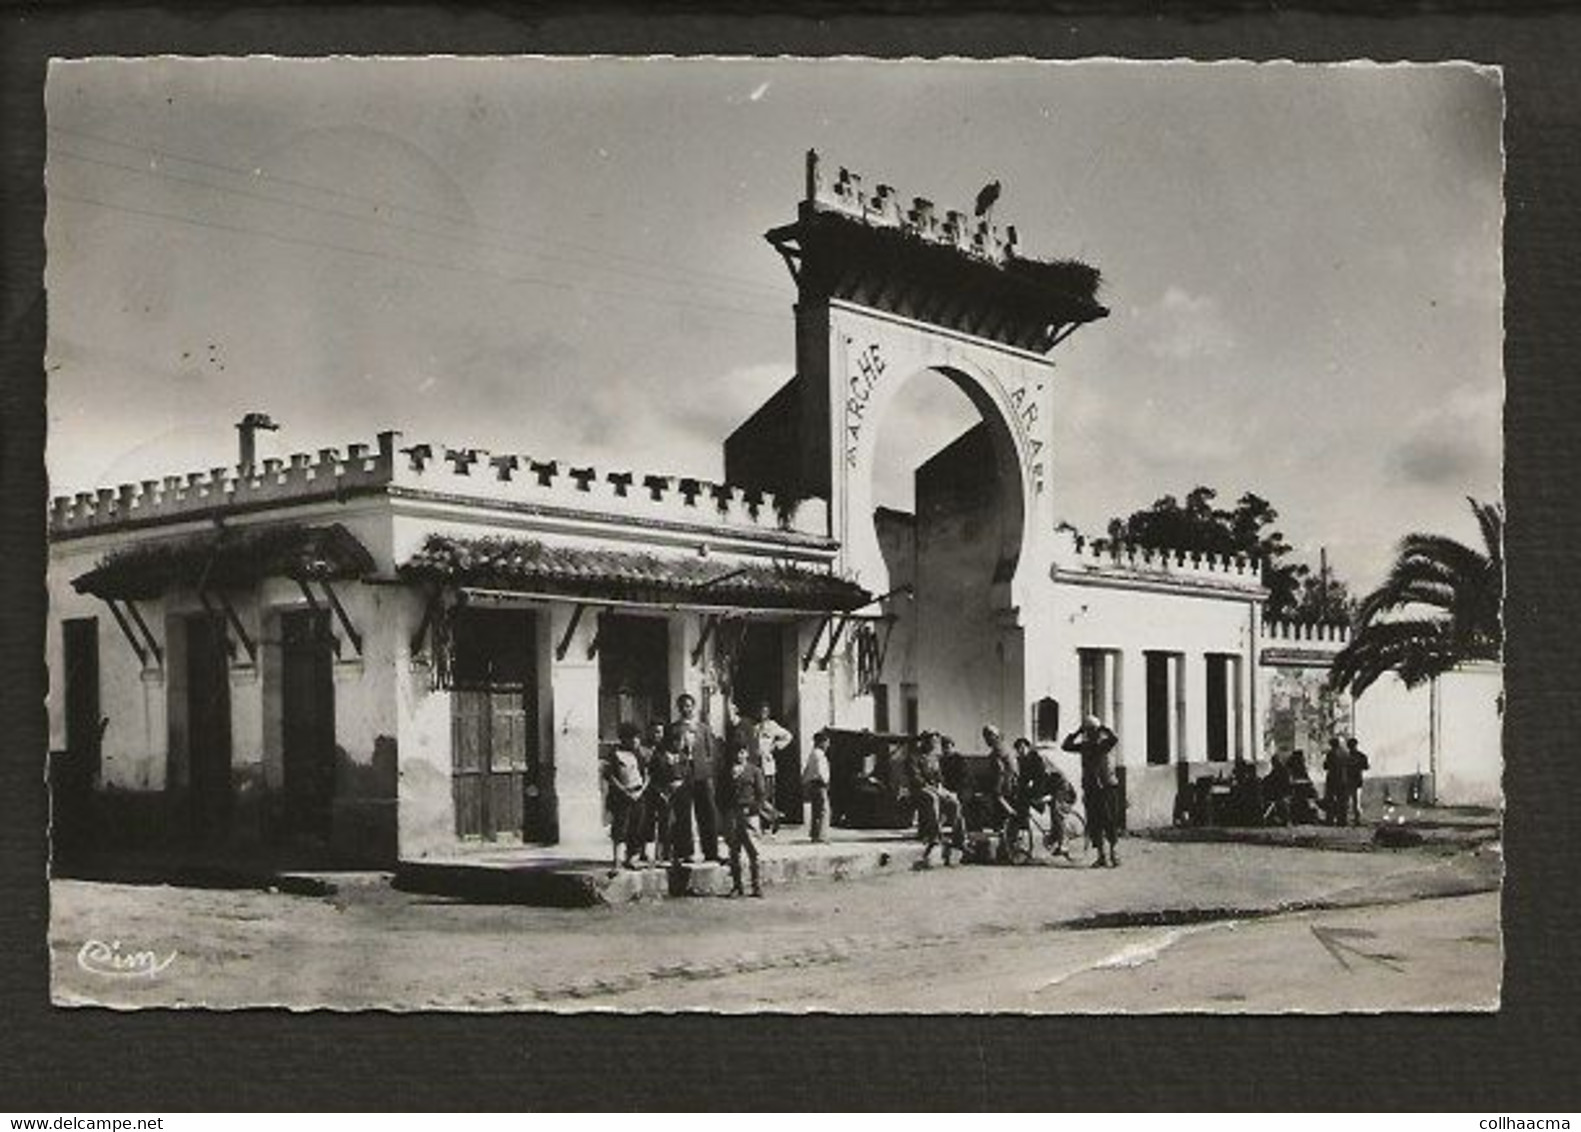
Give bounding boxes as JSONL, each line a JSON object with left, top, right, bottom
{"left": 1006, "top": 821, "right": 1035, "bottom": 865}
{"left": 1063, "top": 809, "right": 1087, "bottom": 852}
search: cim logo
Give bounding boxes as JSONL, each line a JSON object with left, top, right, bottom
{"left": 76, "top": 938, "right": 176, "bottom": 980}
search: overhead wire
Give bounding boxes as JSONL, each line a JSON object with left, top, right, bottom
{"left": 48, "top": 124, "right": 794, "bottom": 301}
{"left": 49, "top": 188, "right": 789, "bottom": 325}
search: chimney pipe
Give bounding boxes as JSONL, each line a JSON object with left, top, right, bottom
{"left": 237, "top": 412, "right": 279, "bottom": 470}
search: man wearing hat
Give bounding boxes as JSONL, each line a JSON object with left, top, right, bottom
{"left": 1063, "top": 713, "right": 1123, "bottom": 867}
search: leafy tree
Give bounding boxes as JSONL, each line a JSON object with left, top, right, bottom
{"left": 1292, "top": 569, "right": 1357, "bottom": 625}
{"left": 1328, "top": 498, "right": 1503, "bottom": 697}
{"left": 1095, "top": 486, "right": 1332, "bottom": 621}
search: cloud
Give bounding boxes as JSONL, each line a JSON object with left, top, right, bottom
{"left": 1388, "top": 385, "right": 1502, "bottom": 488}
{"left": 1138, "top": 286, "right": 1238, "bottom": 362}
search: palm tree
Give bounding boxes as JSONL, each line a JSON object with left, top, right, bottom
{"left": 1328, "top": 498, "right": 1503, "bottom": 697}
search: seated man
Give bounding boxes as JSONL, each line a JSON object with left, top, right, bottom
{"left": 1262, "top": 751, "right": 1292, "bottom": 826}
{"left": 1287, "top": 749, "right": 1322, "bottom": 825}
{"left": 910, "top": 732, "right": 963, "bottom": 867}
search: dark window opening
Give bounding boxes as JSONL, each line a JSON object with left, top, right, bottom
{"left": 446, "top": 606, "right": 534, "bottom": 691}
{"left": 1145, "top": 652, "right": 1172, "bottom": 766}
{"left": 1205, "top": 654, "right": 1229, "bottom": 762}
{"left": 873, "top": 684, "right": 891, "bottom": 733}
{"left": 63, "top": 618, "right": 102, "bottom": 770}
{"left": 1033, "top": 696, "right": 1060, "bottom": 744}
{"left": 597, "top": 614, "right": 670, "bottom": 757}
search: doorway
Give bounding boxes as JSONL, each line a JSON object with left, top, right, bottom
{"left": 281, "top": 608, "right": 336, "bottom": 844}
{"left": 729, "top": 621, "right": 796, "bottom": 821}
{"left": 597, "top": 614, "right": 671, "bottom": 756}
{"left": 185, "top": 614, "right": 233, "bottom": 843}
{"left": 449, "top": 607, "right": 541, "bottom": 842}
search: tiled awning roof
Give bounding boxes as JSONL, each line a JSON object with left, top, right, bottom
{"left": 399, "top": 534, "right": 870, "bottom": 613}
{"left": 73, "top": 522, "right": 376, "bottom": 601}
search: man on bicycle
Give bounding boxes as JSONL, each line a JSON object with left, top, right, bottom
{"left": 1037, "top": 747, "right": 1079, "bottom": 860}
{"left": 985, "top": 725, "right": 1019, "bottom": 860}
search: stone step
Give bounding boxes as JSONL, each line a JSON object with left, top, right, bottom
{"left": 394, "top": 836, "right": 931, "bottom": 907}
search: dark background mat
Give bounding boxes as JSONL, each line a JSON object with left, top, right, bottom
{"left": 3, "top": 2, "right": 1577, "bottom": 1112}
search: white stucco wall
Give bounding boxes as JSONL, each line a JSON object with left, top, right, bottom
{"left": 1435, "top": 664, "right": 1503, "bottom": 807}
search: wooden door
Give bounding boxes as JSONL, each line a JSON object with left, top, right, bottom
{"left": 452, "top": 689, "right": 529, "bottom": 840}
{"left": 449, "top": 607, "right": 538, "bottom": 842}
{"left": 281, "top": 609, "right": 336, "bottom": 842}
{"left": 186, "top": 615, "right": 233, "bottom": 843}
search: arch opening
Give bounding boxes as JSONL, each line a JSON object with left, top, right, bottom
{"left": 866, "top": 365, "right": 1028, "bottom": 747}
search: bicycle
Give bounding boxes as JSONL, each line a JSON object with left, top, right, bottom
{"left": 1005, "top": 796, "right": 1088, "bottom": 865}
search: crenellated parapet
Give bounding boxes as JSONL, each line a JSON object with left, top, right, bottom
{"left": 385, "top": 434, "right": 828, "bottom": 538}
{"left": 50, "top": 432, "right": 400, "bottom": 535}
{"left": 769, "top": 151, "right": 1108, "bottom": 356}
{"left": 1261, "top": 618, "right": 1351, "bottom": 646}
{"left": 50, "top": 429, "right": 829, "bottom": 542}
{"left": 806, "top": 151, "right": 1021, "bottom": 266}
{"left": 1050, "top": 531, "right": 1267, "bottom": 596}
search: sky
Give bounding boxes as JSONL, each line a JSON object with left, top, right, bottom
{"left": 44, "top": 57, "right": 1503, "bottom": 590}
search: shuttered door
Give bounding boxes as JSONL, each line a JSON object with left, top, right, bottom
{"left": 487, "top": 690, "right": 528, "bottom": 839}
{"left": 452, "top": 689, "right": 490, "bottom": 838}
{"left": 449, "top": 608, "right": 538, "bottom": 842}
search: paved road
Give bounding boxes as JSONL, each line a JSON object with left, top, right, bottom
{"left": 49, "top": 839, "right": 1500, "bottom": 1012}
{"left": 591, "top": 891, "right": 1499, "bottom": 1012}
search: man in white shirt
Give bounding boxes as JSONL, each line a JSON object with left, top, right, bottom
{"left": 746, "top": 700, "right": 794, "bottom": 834}
{"left": 801, "top": 729, "right": 833, "bottom": 843}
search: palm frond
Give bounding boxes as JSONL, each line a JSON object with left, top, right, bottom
{"left": 1333, "top": 498, "right": 1503, "bottom": 696}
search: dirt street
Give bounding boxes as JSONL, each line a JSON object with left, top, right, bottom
{"left": 49, "top": 839, "right": 1501, "bottom": 1012}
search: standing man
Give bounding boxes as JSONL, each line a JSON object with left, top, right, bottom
{"left": 1322, "top": 737, "right": 1352, "bottom": 827}
{"left": 673, "top": 693, "right": 721, "bottom": 862}
{"left": 802, "top": 729, "right": 832, "bottom": 843}
{"left": 1345, "top": 736, "right": 1371, "bottom": 825}
{"left": 1063, "top": 713, "right": 1122, "bottom": 868}
{"left": 665, "top": 721, "right": 696, "bottom": 863}
{"left": 723, "top": 745, "right": 767, "bottom": 897}
{"left": 746, "top": 700, "right": 794, "bottom": 835}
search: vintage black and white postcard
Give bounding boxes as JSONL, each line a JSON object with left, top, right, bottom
{"left": 43, "top": 56, "right": 1503, "bottom": 1012}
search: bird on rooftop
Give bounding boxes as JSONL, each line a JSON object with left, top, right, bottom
{"left": 974, "top": 179, "right": 1002, "bottom": 219}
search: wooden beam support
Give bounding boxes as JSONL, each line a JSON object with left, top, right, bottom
{"left": 555, "top": 603, "right": 586, "bottom": 661}
{"left": 876, "top": 616, "right": 897, "bottom": 679}
{"left": 317, "top": 580, "right": 362, "bottom": 658}
{"left": 587, "top": 611, "right": 606, "bottom": 661}
{"left": 295, "top": 576, "right": 323, "bottom": 613}
{"left": 213, "top": 588, "right": 257, "bottom": 666}
{"left": 818, "top": 613, "right": 850, "bottom": 670}
{"left": 195, "top": 588, "right": 236, "bottom": 661}
{"left": 124, "top": 600, "right": 163, "bottom": 668}
{"left": 294, "top": 578, "right": 340, "bottom": 657}
{"left": 691, "top": 614, "right": 719, "bottom": 667}
{"left": 104, "top": 599, "right": 148, "bottom": 668}
{"left": 801, "top": 615, "right": 831, "bottom": 671}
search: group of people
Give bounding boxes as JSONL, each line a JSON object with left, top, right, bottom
{"left": 601, "top": 694, "right": 834, "bottom": 898}
{"left": 901, "top": 714, "right": 1126, "bottom": 871}
{"left": 1259, "top": 736, "right": 1370, "bottom": 826}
